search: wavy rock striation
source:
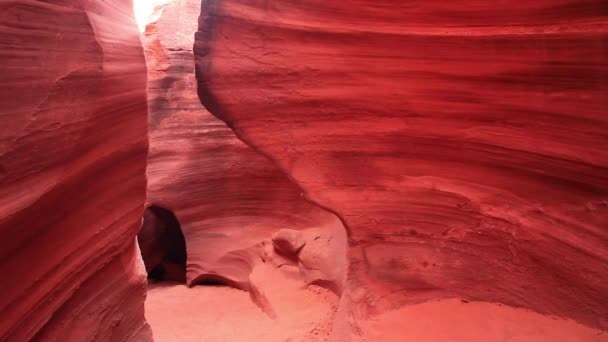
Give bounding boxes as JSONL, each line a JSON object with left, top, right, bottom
{"left": 0, "top": 0, "right": 151, "bottom": 340}
{"left": 194, "top": 0, "right": 608, "bottom": 335}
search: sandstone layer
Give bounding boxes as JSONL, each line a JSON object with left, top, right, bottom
{"left": 0, "top": 1, "right": 151, "bottom": 340}
{"left": 194, "top": 0, "right": 608, "bottom": 334}
{"left": 143, "top": 0, "right": 347, "bottom": 295}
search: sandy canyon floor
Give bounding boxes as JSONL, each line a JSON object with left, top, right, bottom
{"left": 145, "top": 282, "right": 607, "bottom": 342}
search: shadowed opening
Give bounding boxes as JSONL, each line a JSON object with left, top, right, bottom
{"left": 138, "top": 205, "right": 187, "bottom": 282}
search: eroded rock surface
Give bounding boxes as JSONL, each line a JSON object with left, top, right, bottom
{"left": 0, "top": 0, "right": 151, "bottom": 340}
{"left": 194, "top": 0, "right": 608, "bottom": 336}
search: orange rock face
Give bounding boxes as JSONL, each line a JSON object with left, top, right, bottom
{"left": 0, "top": 0, "right": 151, "bottom": 340}
{"left": 194, "top": 0, "right": 608, "bottom": 334}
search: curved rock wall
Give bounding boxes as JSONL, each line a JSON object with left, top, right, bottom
{"left": 143, "top": 0, "right": 346, "bottom": 292}
{"left": 0, "top": 1, "right": 151, "bottom": 340}
{"left": 194, "top": 0, "right": 608, "bottom": 333}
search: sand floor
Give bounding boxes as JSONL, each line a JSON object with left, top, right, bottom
{"left": 360, "top": 298, "right": 607, "bottom": 342}
{"left": 145, "top": 281, "right": 336, "bottom": 342}
{"left": 145, "top": 283, "right": 607, "bottom": 342}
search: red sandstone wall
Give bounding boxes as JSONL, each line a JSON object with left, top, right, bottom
{"left": 194, "top": 0, "right": 608, "bottom": 331}
{"left": 0, "top": 1, "right": 151, "bottom": 340}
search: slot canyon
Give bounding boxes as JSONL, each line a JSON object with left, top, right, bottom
{"left": 0, "top": 0, "right": 606, "bottom": 341}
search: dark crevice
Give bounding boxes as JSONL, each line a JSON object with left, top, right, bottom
{"left": 192, "top": 273, "right": 243, "bottom": 289}
{"left": 137, "top": 205, "right": 187, "bottom": 283}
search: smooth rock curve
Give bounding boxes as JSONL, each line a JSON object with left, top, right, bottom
{"left": 194, "top": 0, "right": 608, "bottom": 334}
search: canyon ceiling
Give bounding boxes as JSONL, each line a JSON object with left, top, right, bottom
{"left": 1, "top": 0, "right": 607, "bottom": 341}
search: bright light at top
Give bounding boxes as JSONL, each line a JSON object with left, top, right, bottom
{"left": 133, "top": 0, "right": 171, "bottom": 33}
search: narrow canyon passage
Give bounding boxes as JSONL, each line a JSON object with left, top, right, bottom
{"left": 136, "top": 0, "right": 608, "bottom": 341}
{"left": 0, "top": 0, "right": 606, "bottom": 341}
{"left": 138, "top": 0, "right": 348, "bottom": 340}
